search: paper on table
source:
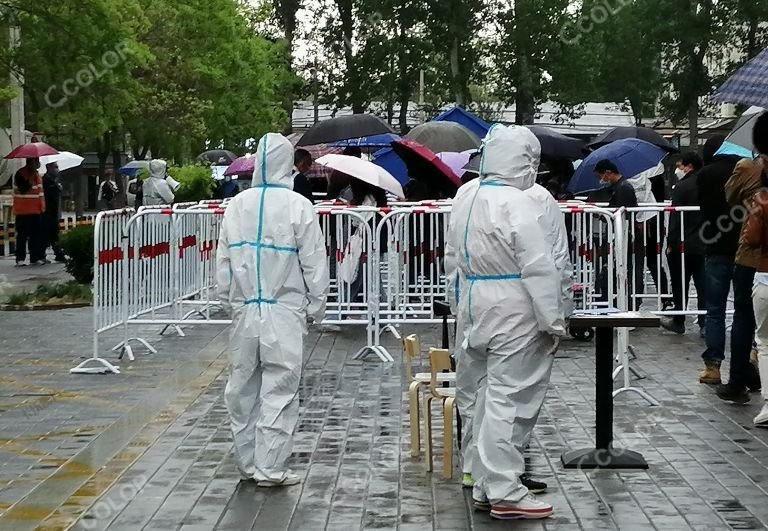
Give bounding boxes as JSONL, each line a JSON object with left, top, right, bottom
{"left": 571, "top": 308, "right": 621, "bottom": 316}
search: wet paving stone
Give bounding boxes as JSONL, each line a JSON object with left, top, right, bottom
{"left": 9, "top": 307, "right": 768, "bottom": 529}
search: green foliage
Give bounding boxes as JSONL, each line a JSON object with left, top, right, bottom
{"left": 59, "top": 226, "right": 96, "bottom": 284}
{"left": 5, "top": 282, "right": 93, "bottom": 306}
{"left": 167, "top": 165, "right": 217, "bottom": 203}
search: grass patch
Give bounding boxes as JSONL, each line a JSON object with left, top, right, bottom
{"left": 5, "top": 281, "right": 93, "bottom": 306}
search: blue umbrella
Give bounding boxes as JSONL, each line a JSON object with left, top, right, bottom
{"left": 332, "top": 133, "right": 401, "bottom": 148}
{"left": 119, "top": 160, "right": 150, "bottom": 177}
{"left": 711, "top": 47, "right": 768, "bottom": 109}
{"left": 715, "top": 107, "right": 765, "bottom": 158}
{"left": 568, "top": 139, "right": 668, "bottom": 194}
{"left": 372, "top": 147, "right": 409, "bottom": 185}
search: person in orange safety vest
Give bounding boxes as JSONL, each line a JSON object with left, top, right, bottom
{"left": 13, "top": 158, "right": 47, "bottom": 266}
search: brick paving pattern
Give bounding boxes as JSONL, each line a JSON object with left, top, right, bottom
{"left": 4, "top": 305, "right": 768, "bottom": 530}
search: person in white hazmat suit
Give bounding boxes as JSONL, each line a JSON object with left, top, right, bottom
{"left": 453, "top": 172, "right": 574, "bottom": 494}
{"left": 215, "top": 133, "right": 329, "bottom": 487}
{"left": 142, "top": 159, "right": 175, "bottom": 206}
{"left": 445, "top": 125, "right": 567, "bottom": 520}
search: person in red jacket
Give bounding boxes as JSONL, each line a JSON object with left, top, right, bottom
{"left": 13, "top": 158, "right": 47, "bottom": 266}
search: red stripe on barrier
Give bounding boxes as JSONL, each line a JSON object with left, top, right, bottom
{"left": 98, "top": 247, "right": 123, "bottom": 265}
{"left": 161, "top": 209, "right": 174, "bottom": 215}
{"left": 680, "top": 243, "right": 685, "bottom": 253}
{"left": 664, "top": 206, "right": 676, "bottom": 212}
{"left": 207, "top": 204, "right": 222, "bottom": 209}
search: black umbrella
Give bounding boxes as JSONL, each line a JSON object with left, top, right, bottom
{"left": 197, "top": 150, "right": 238, "bottom": 165}
{"left": 297, "top": 114, "right": 395, "bottom": 146}
{"left": 404, "top": 121, "right": 481, "bottom": 153}
{"left": 588, "top": 126, "right": 678, "bottom": 153}
{"left": 528, "top": 125, "right": 587, "bottom": 160}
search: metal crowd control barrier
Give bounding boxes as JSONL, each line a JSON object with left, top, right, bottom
{"left": 316, "top": 205, "right": 386, "bottom": 360}
{"left": 72, "top": 206, "right": 229, "bottom": 374}
{"left": 77, "top": 199, "right": 682, "bottom": 388}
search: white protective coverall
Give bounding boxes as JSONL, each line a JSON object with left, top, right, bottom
{"left": 445, "top": 125, "right": 566, "bottom": 504}
{"left": 142, "top": 159, "right": 175, "bottom": 206}
{"left": 216, "top": 133, "right": 329, "bottom": 482}
{"left": 526, "top": 183, "right": 574, "bottom": 317}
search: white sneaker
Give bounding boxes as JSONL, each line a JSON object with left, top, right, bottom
{"left": 754, "top": 403, "right": 768, "bottom": 427}
{"left": 256, "top": 473, "right": 302, "bottom": 487}
{"left": 490, "top": 494, "right": 553, "bottom": 520}
{"left": 472, "top": 485, "right": 490, "bottom": 510}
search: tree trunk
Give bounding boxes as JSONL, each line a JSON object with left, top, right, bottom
{"left": 515, "top": 55, "right": 535, "bottom": 125}
{"left": 449, "top": 36, "right": 464, "bottom": 106}
{"left": 397, "top": 18, "right": 410, "bottom": 133}
{"left": 688, "top": 101, "right": 699, "bottom": 150}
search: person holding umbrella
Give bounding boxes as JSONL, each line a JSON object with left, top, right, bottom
{"left": 42, "top": 162, "right": 66, "bottom": 263}
{"left": 13, "top": 158, "right": 47, "bottom": 266}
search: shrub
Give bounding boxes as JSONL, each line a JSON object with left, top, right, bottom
{"left": 59, "top": 225, "right": 95, "bottom": 284}
{"left": 168, "top": 165, "right": 217, "bottom": 203}
{"left": 4, "top": 281, "right": 92, "bottom": 305}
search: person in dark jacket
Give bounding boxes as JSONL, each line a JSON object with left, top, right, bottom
{"left": 42, "top": 162, "right": 66, "bottom": 262}
{"left": 293, "top": 149, "right": 314, "bottom": 203}
{"left": 696, "top": 135, "right": 744, "bottom": 386}
{"left": 662, "top": 152, "right": 704, "bottom": 335}
{"left": 594, "top": 160, "right": 639, "bottom": 309}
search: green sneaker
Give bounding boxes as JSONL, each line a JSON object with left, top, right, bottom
{"left": 462, "top": 473, "right": 475, "bottom": 488}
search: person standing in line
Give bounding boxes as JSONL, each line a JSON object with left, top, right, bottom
{"left": 292, "top": 149, "right": 315, "bottom": 203}
{"left": 42, "top": 162, "right": 66, "bottom": 262}
{"left": 718, "top": 116, "right": 767, "bottom": 402}
{"left": 662, "top": 152, "right": 706, "bottom": 336}
{"left": 742, "top": 112, "right": 768, "bottom": 424}
{"left": 216, "top": 133, "right": 329, "bottom": 487}
{"left": 696, "top": 136, "right": 743, "bottom": 387}
{"left": 13, "top": 158, "right": 47, "bottom": 266}
{"left": 446, "top": 125, "right": 565, "bottom": 520}
{"left": 593, "top": 160, "right": 639, "bottom": 309}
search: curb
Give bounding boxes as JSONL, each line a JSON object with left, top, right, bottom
{"left": 0, "top": 302, "right": 91, "bottom": 311}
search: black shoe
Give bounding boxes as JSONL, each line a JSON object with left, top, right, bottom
{"left": 715, "top": 384, "right": 750, "bottom": 404}
{"left": 747, "top": 363, "right": 762, "bottom": 393}
{"left": 660, "top": 317, "right": 685, "bottom": 335}
{"left": 520, "top": 473, "right": 547, "bottom": 494}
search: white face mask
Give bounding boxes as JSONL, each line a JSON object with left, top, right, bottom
{"left": 674, "top": 168, "right": 686, "bottom": 179}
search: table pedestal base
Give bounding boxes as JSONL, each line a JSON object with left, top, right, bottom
{"left": 561, "top": 447, "right": 648, "bottom": 469}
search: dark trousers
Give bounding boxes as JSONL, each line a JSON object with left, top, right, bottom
{"left": 667, "top": 253, "right": 706, "bottom": 327}
{"left": 15, "top": 214, "right": 45, "bottom": 264}
{"left": 702, "top": 255, "right": 733, "bottom": 364}
{"left": 44, "top": 214, "right": 64, "bottom": 260}
{"left": 730, "top": 264, "right": 756, "bottom": 389}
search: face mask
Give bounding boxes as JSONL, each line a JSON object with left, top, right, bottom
{"left": 674, "top": 168, "right": 686, "bottom": 179}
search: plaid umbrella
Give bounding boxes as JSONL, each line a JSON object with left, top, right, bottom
{"left": 711, "top": 47, "right": 768, "bottom": 108}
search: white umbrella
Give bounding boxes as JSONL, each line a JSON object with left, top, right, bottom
{"left": 39, "top": 151, "right": 84, "bottom": 171}
{"left": 316, "top": 154, "right": 404, "bottom": 198}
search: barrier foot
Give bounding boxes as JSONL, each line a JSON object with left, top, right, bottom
{"left": 112, "top": 338, "right": 157, "bottom": 360}
{"left": 613, "top": 386, "right": 660, "bottom": 406}
{"left": 160, "top": 324, "right": 186, "bottom": 337}
{"left": 382, "top": 324, "right": 401, "bottom": 341}
{"left": 182, "top": 309, "right": 209, "bottom": 320}
{"left": 353, "top": 345, "right": 394, "bottom": 363}
{"left": 70, "top": 358, "right": 120, "bottom": 375}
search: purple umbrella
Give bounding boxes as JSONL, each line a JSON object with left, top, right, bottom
{"left": 437, "top": 151, "right": 474, "bottom": 178}
{"left": 224, "top": 155, "right": 254, "bottom": 177}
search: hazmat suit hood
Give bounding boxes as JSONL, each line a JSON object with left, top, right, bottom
{"left": 149, "top": 159, "right": 167, "bottom": 180}
{"left": 479, "top": 125, "right": 541, "bottom": 190}
{"left": 251, "top": 133, "right": 294, "bottom": 188}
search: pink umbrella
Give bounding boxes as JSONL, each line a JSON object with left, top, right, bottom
{"left": 5, "top": 142, "right": 58, "bottom": 159}
{"left": 391, "top": 140, "right": 462, "bottom": 197}
{"left": 224, "top": 155, "right": 254, "bottom": 177}
{"left": 437, "top": 151, "right": 474, "bottom": 178}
